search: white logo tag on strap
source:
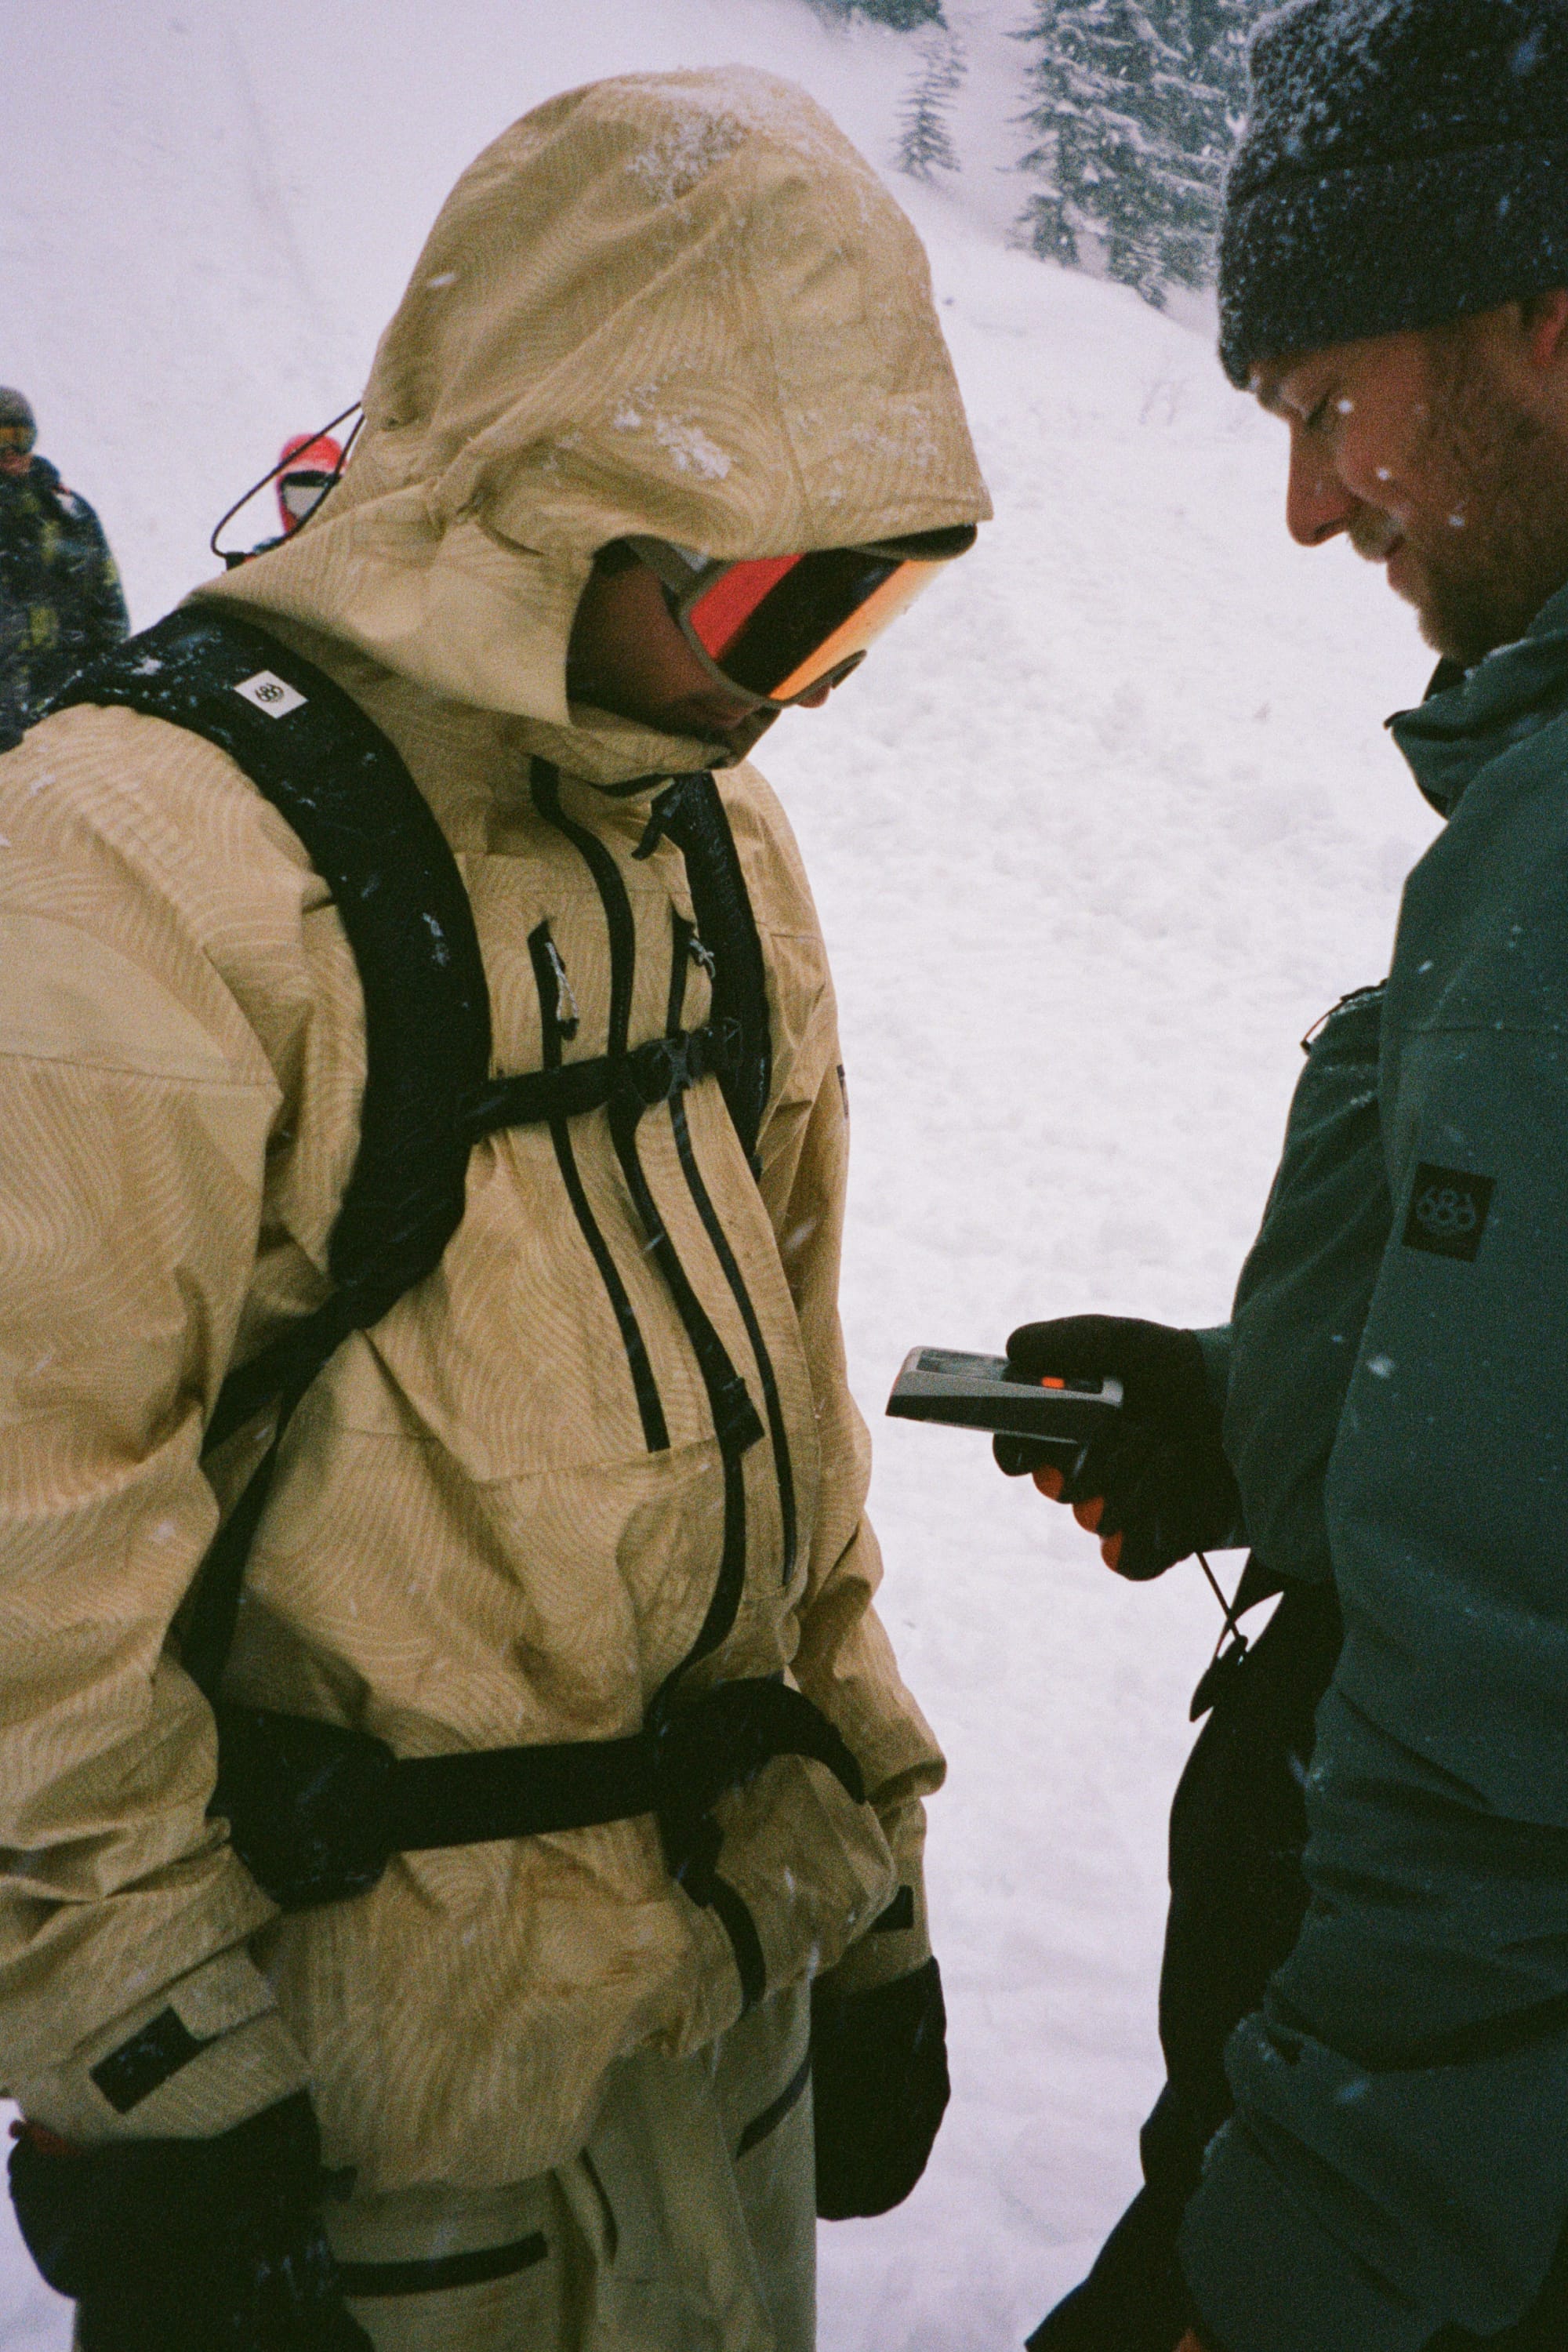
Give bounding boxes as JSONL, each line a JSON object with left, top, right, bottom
{"left": 233, "top": 670, "right": 307, "bottom": 718}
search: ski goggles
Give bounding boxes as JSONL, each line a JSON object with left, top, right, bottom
{"left": 629, "top": 524, "right": 977, "bottom": 707}
{"left": 0, "top": 424, "right": 34, "bottom": 455}
{"left": 279, "top": 470, "right": 335, "bottom": 525}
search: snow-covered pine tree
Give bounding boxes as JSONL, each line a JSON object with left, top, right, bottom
{"left": 1017, "top": 0, "right": 1261, "bottom": 305}
{"left": 812, "top": 0, "right": 945, "bottom": 26}
{"left": 896, "top": 34, "right": 966, "bottom": 181}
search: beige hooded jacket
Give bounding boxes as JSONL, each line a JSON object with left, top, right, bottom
{"left": 0, "top": 69, "right": 989, "bottom": 2193}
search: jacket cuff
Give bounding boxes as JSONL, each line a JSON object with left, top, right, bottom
{"left": 9, "top": 1945, "right": 310, "bottom": 2145}
{"left": 1178, "top": 2121, "right": 1430, "bottom": 2352}
{"left": 1191, "top": 1325, "right": 1232, "bottom": 1420}
{"left": 815, "top": 1795, "right": 931, "bottom": 1998}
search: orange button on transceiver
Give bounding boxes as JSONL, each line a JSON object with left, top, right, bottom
{"left": 1040, "top": 1376, "right": 1066, "bottom": 1389}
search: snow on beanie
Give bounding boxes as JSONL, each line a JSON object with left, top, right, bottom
{"left": 0, "top": 387, "right": 36, "bottom": 448}
{"left": 1218, "top": 0, "right": 1568, "bottom": 387}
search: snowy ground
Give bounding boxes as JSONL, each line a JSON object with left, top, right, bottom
{"left": 2, "top": 5, "right": 1433, "bottom": 2347}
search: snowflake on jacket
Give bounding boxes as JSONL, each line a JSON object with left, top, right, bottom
{"left": 0, "top": 458, "right": 129, "bottom": 748}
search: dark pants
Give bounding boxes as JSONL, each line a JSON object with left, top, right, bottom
{"left": 1028, "top": 1575, "right": 1341, "bottom": 2352}
{"left": 1025, "top": 1577, "right": 1568, "bottom": 2351}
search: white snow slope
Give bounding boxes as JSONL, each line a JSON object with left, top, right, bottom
{"left": 3, "top": 5, "right": 1435, "bottom": 2347}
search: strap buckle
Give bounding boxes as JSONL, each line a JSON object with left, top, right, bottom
{"left": 648, "top": 1679, "right": 867, "bottom": 1904}
{"left": 620, "top": 1028, "right": 710, "bottom": 1110}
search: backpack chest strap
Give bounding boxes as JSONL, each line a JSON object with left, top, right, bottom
{"left": 463, "top": 1021, "right": 736, "bottom": 1140}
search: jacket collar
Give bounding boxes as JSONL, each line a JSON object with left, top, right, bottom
{"left": 0, "top": 456, "right": 57, "bottom": 497}
{"left": 1388, "top": 576, "right": 1568, "bottom": 818}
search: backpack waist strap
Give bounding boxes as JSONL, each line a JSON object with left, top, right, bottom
{"left": 212, "top": 1679, "right": 866, "bottom": 1918}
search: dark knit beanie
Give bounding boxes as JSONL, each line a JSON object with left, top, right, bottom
{"left": 0, "top": 387, "right": 35, "bottom": 448}
{"left": 1218, "top": 0, "right": 1568, "bottom": 387}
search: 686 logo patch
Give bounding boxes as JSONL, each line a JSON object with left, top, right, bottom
{"left": 1403, "top": 1163, "right": 1494, "bottom": 1263}
{"left": 232, "top": 669, "right": 307, "bottom": 719}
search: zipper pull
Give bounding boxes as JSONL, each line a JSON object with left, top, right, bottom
{"left": 546, "top": 939, "right": 580, "bottom": 1039}
{"left": 688, "top": 934, "right": 717, "bottom": 979}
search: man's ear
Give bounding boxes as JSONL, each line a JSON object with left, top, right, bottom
{"left": 1522, "top": 289, "right": 1568, "bottom": 372}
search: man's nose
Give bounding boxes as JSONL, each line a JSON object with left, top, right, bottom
{"left": 1284, "top": 426, "right": 1359, "bottom": 548}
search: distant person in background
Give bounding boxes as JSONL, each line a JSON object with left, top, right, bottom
{"left": 0, "top": 386, "right": 128, "bottom": 749}
{"left": 1010, "top": 5, "right": 1568, "bottom": 2350}
{"left": 215, "top": 432, "right": 347, "bottom": 571}
{"left": 275, "top": 431, "right": 343, "bottom": 538}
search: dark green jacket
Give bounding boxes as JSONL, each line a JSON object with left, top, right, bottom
{"left": 0, "top": 457, "right": 129, "bottom": 747}
{"left": 1182, "top": 579, "right": 1568, "bottom": 2352}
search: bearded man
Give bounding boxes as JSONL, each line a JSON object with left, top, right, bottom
{"left": 1011, "top": 5, "right": 1568, "bottom": 2349}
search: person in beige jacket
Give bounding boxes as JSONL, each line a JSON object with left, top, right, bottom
{"left": 0, "top": 65, "right": 989, "bottom": 2352}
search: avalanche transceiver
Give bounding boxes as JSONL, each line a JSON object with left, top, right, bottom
{"left": 885, "top": 1348, "right": 1123, "bottom": 1443}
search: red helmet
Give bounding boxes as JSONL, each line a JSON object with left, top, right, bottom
{"left": 276, "top": 433, "right": 343, "bottom": 533}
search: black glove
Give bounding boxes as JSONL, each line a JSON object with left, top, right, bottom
{"left": 994, "top": 1316, "right": 1243, "bottom": 1581}
{"left": 1024, "top": 2183, "right": 1203, "bottom": 2352}
{"left": 9, "top": 2091, "right": 372, "bottom": 2351}
{"left": 811, "top": 1956, "right": 949, "bottom": 2220}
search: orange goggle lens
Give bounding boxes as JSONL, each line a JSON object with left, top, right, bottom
{"left": 666, "top": 528, "right": 976, "bottom": 705}
{"left": 0, "top": 425, "right": 34, "bottom": 453}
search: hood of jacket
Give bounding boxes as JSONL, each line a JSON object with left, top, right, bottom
{"left": 1388, "top": 576, "right": 1568, "bottom": 820}
{"left": 200, "top": 67, "right": 990, "bottom": 789}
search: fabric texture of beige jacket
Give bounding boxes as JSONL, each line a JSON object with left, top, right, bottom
{"left": 0, "top": 67, "right": 989, "bottom": 2194}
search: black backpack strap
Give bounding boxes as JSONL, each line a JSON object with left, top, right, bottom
{"left": 464, "top": 1023, "right": 731, "bottom": 1141}
{"left": 635, "top": 774, "right": 772, "bottom": 1167}
{"left": 54, "top": 606, "right": 493, "bottom": 1316}
{"left": 49, "top": 628, "right": 855, "bottom": 1954}
{"left": 213, "top": 1675, "right": 866, "bottom": 1926}
{"left": 53, "top": 605, "right": 494, "bottom": 1689}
